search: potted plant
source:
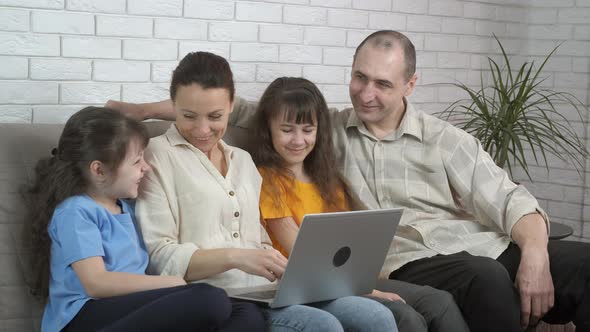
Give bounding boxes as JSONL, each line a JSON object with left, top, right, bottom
{"left": 436, "top": 35, "right": 588, "bottom": 181}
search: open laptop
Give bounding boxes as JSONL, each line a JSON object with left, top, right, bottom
{"left": 229, "top": 208, "right": 403, "bottom": 308}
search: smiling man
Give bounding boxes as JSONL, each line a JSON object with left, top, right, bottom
{"left": 107, "top": 30, "right": 590, "bottom": 332}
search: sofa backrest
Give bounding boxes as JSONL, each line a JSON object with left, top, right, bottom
{"left": 0, "top": 120, "right": 248, "bottom": 332}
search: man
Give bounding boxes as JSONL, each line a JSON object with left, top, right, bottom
{"left": 107, "top": 30, "right": 589, "bottom": 331}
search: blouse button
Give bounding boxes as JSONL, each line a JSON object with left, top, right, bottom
{"left": 229, "top": 190, "right": 235, "bottom": 196}
{"left": 233, "top": 232, "right": 240, "bottom": 238}
{"left": 234, "top": 211, "right": 240, "bottom": 217}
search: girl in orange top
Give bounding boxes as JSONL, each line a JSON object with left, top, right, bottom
{"left": 251, "top": 77, "right": 364, "bottom": 258}
{"left": 250, "top": 77, "right": 470, "bottom": 332}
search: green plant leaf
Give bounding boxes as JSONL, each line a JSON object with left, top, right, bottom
{"left": 434, "top": 36, "right": 589, "bottom": 181}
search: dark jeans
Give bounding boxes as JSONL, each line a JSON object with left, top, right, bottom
{"left": 390, "top": 240, "right": 590, "bottom": 332}
{"left": 65, "top": 283, "right": 265, "bottom": 332}
{"left": 368, "top": 279, "right": 469, "bottom": 332}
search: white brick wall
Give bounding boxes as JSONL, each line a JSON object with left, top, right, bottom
{"left": 184, "top": 0, "right": 234, "bottom": 20}
{"left": 0, "top": 56, "right": 27, "bottom": 78}
{"left": 0, "top": 8, "right": 30, "bottom": 32}
{"left": 123, "top": 39, "right": 178, "bottom": 60}
{"left": 260, "top": 24, "right": 303, "bottom": 44}
{"left": 210, "top": 22, "right": 258, "bottom": 41}
{"left": 0, "top": 0, "right": 63, "bottom": 9}
{"left": 32, "top": 11, "right": 94, "bottom": 34}
{"left": 236, "top": 2, "right": 282, "bottom": 23}
{"left": 67, "top": 0, "right": 126, "bottom": 14}
{"left": 93, "top": 60, "right": 150, "bottom": 81}
{"left": 97, "top": 16, "right": 153, "bottom": 38}
{"left": 61, "top": 83, "right": 121, "bottom": 104}
{"left": 30, "top": 58, "right": 92, "bottom": 80}
{"left": 128, "top": 0, "right": 182, "bottom": 17}
{"left": 62, "top": 37, "right": 121, "bottom": 58}
{"left": 284, "top": 6, "right": 326, "bottom": 25}
{"left": 155, "top": 18, "right": 208, "bottom": 39}
{"left": 0, "top": 0, "right": 588, "bottom": 237}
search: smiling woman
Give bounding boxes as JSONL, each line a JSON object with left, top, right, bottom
{"left": 134, "top": 52, "right": 398, "bottom": 332}
{"left": 174, "top": 84, "right": 233, "bottom": 174}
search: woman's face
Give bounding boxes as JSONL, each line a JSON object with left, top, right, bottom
{"left": 269, "top": 112, "right": 317, "bottom": 170}
{"left": 174, "top": 83, "right": 233, "bottom": 154}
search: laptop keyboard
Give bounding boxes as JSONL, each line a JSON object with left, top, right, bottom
{"left": 237, "top": 289, "right": 277, "bottom": 300}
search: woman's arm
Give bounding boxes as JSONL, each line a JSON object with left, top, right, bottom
{"left": 184, "top": 247, "right": 288, "bottom": 282}
{"left": 265, "top": 216, "right": 300, "bottom": 256}
{"left": 72, "top": 256, "right": 186, "bottom": 299}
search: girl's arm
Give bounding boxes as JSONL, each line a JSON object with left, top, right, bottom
{"left": 265, "top": 217, "right": 300, "bottom": 256}
{"left": 71, "top": 256, "right": 186, "bottom": 299}
{"left": 184, "top": 247, "right": 287, "bottom": 282}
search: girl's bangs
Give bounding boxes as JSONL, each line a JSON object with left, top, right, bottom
{"left": 276, "top": 96, "right": 317, "bottom": 125}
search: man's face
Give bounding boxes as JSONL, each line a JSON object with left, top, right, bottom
{"left": 349, "top": 45, "right": 417, "bottom": 128}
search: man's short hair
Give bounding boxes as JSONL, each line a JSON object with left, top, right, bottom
{"left": 354, "top": 30, "right": 416, "bottom": 81}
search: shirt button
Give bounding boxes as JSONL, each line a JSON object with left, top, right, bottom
{"left": 233, "top": 232, "right": 239, "bottom": 238}
{"left": 234, "top": 211, "right": 240, "bottom": 217}
{"left": 229, "top": 191, "right": 235, "bottom": 196}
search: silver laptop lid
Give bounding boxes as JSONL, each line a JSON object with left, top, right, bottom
{"left": 269, "top": 208, "right": 403, "bottom": 308}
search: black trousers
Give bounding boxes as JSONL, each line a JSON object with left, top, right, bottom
{"left": 390, "top": 240, "right": 590, "bottom": 332}
{"left": 65, "top": 283, "right": 265, "bottom": 332}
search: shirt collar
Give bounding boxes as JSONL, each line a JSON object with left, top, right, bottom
{"left": 345, "top": 98, "right": 423, "bottom": 142}
{"left": 165, "top": 124, "right": 234, "bottom": 158}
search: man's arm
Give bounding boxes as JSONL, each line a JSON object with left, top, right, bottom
{"left": 105, "top": 99, "right": 175, "bottom": 121}
{"left": 510, "top": 213, "right": 553, "bottom": 329}
{"left": 443, "top": 127, "right": 553, "bottom": 329}
{"left": 105, "top": 97, "right": 258, "bottom": 126}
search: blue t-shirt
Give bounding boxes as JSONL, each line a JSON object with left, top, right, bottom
{"left": 41, "top": 195, "right": 149, "bottom": 332}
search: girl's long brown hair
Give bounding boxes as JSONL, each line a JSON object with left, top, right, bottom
{"left": 23, "top": 107, "right": 149, "bottom": 301}
{"left": 250, "top": 77, "right": 364, "bottom": 211}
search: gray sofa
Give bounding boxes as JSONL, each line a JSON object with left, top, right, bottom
{"left": 0, "top": 121, "right": 573, "bottom": 332}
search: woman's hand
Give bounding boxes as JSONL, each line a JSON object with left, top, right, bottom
{"left": 369, "top": 289, "right": 406, "bottom": 303}
{"left": 231, "top": 248, "right": 288, "bottom": 282}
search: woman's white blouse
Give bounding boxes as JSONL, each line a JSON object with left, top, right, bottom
{"left": 136, "top": 125, "right": 270, "bottom": 289}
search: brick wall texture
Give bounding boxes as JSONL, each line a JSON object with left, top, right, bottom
{"left": 0, "top": 0, "right": 588, "bottom": 238}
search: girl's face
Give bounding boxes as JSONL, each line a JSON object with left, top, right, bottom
{"left": 107, "top": 139, "right": 151, "bottom": 200}
{"left": 174, "top": 83, "right": 234, "bottom": 155}
{"left": 269, "top": 112, "right": 317, "bottom": 170}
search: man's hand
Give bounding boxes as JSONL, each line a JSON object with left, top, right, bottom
{"left": 105, "top": 100, "right": 145, "bottom": 121}
{"left": 511, "top": 213, "right": 554, "bottom": 329}
{"left": 515, "top": 246, "right": 554, "bottom": 329}
{"left": 105, "top": 99, "right": 176, "bottom": 121}
{"left": 369, "top": 289, "right": 406, "bottom": 303}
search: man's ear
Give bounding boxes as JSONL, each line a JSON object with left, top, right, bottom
{"left": 404, "top": 73, "right": 418, "bottom": 97}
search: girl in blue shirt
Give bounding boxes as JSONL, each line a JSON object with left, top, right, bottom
{"left": 25, "top": 106, "right": 264, "bottom": 332}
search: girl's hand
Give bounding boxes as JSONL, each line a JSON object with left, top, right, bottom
{"left": 369, "top": 289, "right": 406, "bottom": 303}
{"left": 231, "top": 248, "right": 288, "bottom": 282}
{"left": 161, "top": 275, "right": 187, "bottom": 287}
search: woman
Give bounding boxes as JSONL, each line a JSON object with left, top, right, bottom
{"left": 135, "top": 52, "right": 397, "bottom": 331}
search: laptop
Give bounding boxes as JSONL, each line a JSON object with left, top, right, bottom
{"left": 229, "top": 208, "right": 403, "bottom": 308}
